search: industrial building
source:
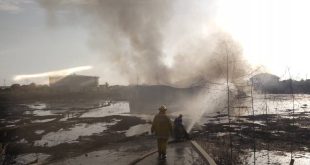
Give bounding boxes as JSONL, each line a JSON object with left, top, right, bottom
{"left": 49, "top": 74, "right": 99, "bottom": 92}
{"left": 250, "top": 73, "right": 280, "bottom": 92}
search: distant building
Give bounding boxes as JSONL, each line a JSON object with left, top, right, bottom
{"left": 49, "top": 74, "right": 99, "bottom": 92}
{"left": 250, "top": 73, "right": 280, "bottom": 92}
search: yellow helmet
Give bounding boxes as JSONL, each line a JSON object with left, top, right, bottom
{"left": 158, "top": 105, "right": 167, "bottom": 111}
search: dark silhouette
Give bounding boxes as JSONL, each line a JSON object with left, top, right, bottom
{"left": 151, "top": 105, "right": 172, "bottom": 160}
{"left": 174, "top": 114, "right": 190, "bottom": 141}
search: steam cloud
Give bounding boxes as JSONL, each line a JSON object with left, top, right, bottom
{"left": 38, "top": 0, "right": 249, "bottom": 87}
{"left": 37, "top": 0, "right": 252, "bottom": 132}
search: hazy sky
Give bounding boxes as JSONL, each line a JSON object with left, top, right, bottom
{"left": 0, "top": 0, "right": 309, "bottom": 85}
{"left": 0, "top": 0, "right": 100, "bottom": 85}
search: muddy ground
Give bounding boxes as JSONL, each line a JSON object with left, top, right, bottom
{"left": 0, "top": 101, "right": 153, "bottom": 164}
{"left": 1, "top": 94, "right": 310, "bottom": 165}
{"left": 194, "top": 106, "right": 310, "bottom": 164}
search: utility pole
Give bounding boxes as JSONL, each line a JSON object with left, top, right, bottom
{"left": 264, "top": 92, "right": 270, "bottom": 165}
{"left": 250, "top": 81, "right": 256, "bottom": 165}
{"left": 289, "top": 70, "right": 295, "bottom": 165}
{"left": 226, "top": 44, "right": 233, "bottom": 163}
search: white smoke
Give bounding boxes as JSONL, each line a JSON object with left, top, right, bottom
{"left": 37, "top": 0, "right": 250, "bottom": 130}
{"left": 37, "top": 0, "right": 249, "bottom": 87}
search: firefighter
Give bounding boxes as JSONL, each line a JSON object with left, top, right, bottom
{"left": 174, "top": 114, "right": 190, "bottom": 141}
{"left": 151, "top": 105, "right": 172, "bottom": 160}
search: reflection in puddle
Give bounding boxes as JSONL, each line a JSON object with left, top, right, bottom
{"left": 239, "top": 95, "right": 310, "bottom": 116}
{"left": 25, "top": 103, "right": 47, "bottom": 110}
{"left": 120, "top": 114, "right": 153, "bottom": 122}
{"left": 35, "top": 130, "right": 45, "bottom": 135}
{"left": 244, "top": 150, "right": 310, "bottom": 165}
{"left": 59, "top": 116, "right": 70, "bottom": 122}
{"left": 125, "top": 124, "right": 151, "bottom": 137}
{"left": 7, "top": 119, "right": 21, "bottom": 124}
{"left": 14, "top": 153, "right": 50, "bottom": 165}
{"left": 24, "top": 110, "right": 59, "bottom": 116}
{"left": 18, "top": 138, "right": 28, "bottom": 144}
{"left": 32, "top": 118, "right": 56, "bottom": 123}
{"left": 80, "top": 102, "right": 130, "bottom": 118}
{"left": 34, "top": 119, "right": 121, "bottom": 147}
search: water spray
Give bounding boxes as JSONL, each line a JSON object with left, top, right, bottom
{"left": 183, "top": 83, "right": 230, "bottom": 133}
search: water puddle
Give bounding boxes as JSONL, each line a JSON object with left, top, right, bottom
{"left": 31, "top": 118, "right": 56, "bottom": 123}
{"left": 243, "top": 150, "right": 310, "bottom": 165}
{"left": 25, "top": 103, "right": 47, "bottom": 110}
{"left": 125, "top": 124, "right": 151, "bottom": 137}
{"left": 7, "top": 119, "right": 21, "bottom": 124}
{"left": 239, "top": 95, "right": 310, "bottom": 117}
{"left": 14, "top": 153, "right": 50, "bottom": 165}
{"left": 17, "top": 138, "right": 28, "bottom": 144}
{"left": 24, "top": 110, "right": 60, "bottom": 116}
{"left": 35, "top": 130, "right": 45, "bottom": 135}
{"left": 120, "top": 114, "right": 153, "bottom": 122}
{"left": 80, "top": 102, "right": 130, "bottom": 118}
{"left": 59, "top": 116, "right": 70, "bottom": 122}
{"left": 34, "top": 119, "right": 121, "bottom": 147}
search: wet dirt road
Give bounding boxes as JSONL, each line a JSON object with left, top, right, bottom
{"left": 136, "top": 141, "right": 205, "bottom": 165}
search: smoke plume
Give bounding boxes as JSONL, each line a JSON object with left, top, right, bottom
{"left": 38, "top": 0, "right": 249, "bottom": 87}
{"left": 37, "top": 0, "right": 253, "bottom": 132}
